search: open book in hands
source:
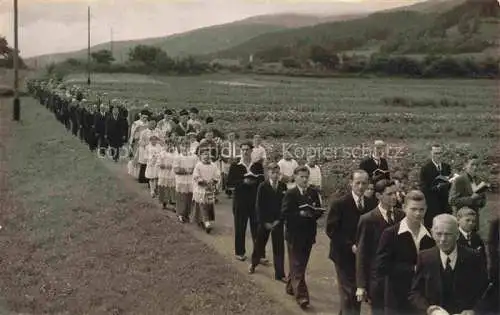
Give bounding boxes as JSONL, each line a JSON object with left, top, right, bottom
{"left": 473, "top": 181, "right": 490, "bottom": 194}
{"left": 299, "top": 204, "right": 326, "bottom": 217}
{"left": 373, "top": 169, "right": 389, "bottom": 177}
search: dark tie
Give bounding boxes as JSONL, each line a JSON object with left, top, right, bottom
{"left": 357, "top": 197, "right": 363, "bottom": 211}
{"left": 387, "top": 210, "right": 395, "bottom": 225}
{"left": 445, "top": 257, "right": 452, "bottom": 273}
{"left": 437, "top": 164, "right": 441, "bottom": 173}
{"left": 466, "top": 232, "right": 472, "bottom": 245}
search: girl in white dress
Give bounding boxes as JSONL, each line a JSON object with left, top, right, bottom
{"left": 172, "top": 138, "right": 198, "bottom": 223}
{"left": 145, "top": 135, "right": 163, "bottom": 197}
{"left": 137, "top": 119, "right": 158, "bottom": 184}
{"left": 192, "top": 149, "right": 221, "bottom": 233}
{"left": 157, "top": 139, "right": 177, "bottom": 210}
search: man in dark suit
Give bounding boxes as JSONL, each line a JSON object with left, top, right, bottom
{"left": 373, "top": 190, "right": 435, "bottom": 315}
{"left": 106, "top": 106, "right": 128, "bottom": 162}
{"left": 409, "top": 214, "right": 488, "bottom": 315}
{"left": 94, "top": 105, "right": 109, "bottom": 157}
{"left": 449, "top": 155, "right": 487, "bottom": 215}
{"left": 282, "top": 166, "right": 323, "bottom": 309}
{"left": 355, "top": 179, "right": 405, "bottom": 315}
{"left": 326, "top": 169, "right": 377, "bottom": 315}
{"left": 420, "top": 144, "right": 453, "bottom": 229}
{"left": 248, "top": 162, "right": 287, "bottom": 281}
{"left": 359, "top": 140, "right": 390, "bottom": 181}
{"left": 227, "top": 141, "right": 265, "bottom": 261}
{"left": 485, "top": 214, "right": 499, "bottom": 314}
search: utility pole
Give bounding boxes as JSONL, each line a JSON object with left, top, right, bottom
{"left": 13, "top": 0, "right": 20, "bottom": 121}
{"left": 87, "top": 6, "right": 91, "bottom": 86}
{"left": 110, "top": 27, "right": 114, "bottom": 59}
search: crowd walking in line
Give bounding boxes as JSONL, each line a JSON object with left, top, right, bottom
{"left": 27, "top": 79, "right": 499, "bottom": 315}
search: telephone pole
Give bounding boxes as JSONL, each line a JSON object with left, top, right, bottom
{"left": 12, "top": 0, "right": 20, "bottom": 121}
{"left": 110, "top": 27, "right": 114, "bottom": 59}
{"left": 87, "top": 6, "right": 91, "bottom": 86}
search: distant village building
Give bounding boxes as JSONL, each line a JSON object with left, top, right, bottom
{"left": 209, "top": 58, "right": 241, "bottom": 68}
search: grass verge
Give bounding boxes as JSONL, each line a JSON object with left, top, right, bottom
{"left": 0, "top": 97, "right": 287, "bottom": 315}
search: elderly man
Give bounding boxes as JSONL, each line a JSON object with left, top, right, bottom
{"left": 409, "top": 214, "right": 488, "bottom": 315}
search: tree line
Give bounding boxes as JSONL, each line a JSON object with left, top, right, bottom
{"left": 53, "top": 45, "right": 211, "bottom": 77}
{"left": 252, "top": 44, "right": 499, "bottom": 78}
{"left": 0, "top": 36, "right": 26, "bottom": 68}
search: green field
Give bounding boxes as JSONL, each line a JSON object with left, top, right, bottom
{"left": 66, "top": 73, "right": 499, "bottom": 196}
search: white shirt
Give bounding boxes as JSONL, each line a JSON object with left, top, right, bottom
{"left": 351, "top": 191, "right": 364, "bottom": 209}
{"left": 398, "top": 217, "right": 431, "bottom": 251}
{"left": 459, "top": 227, "right": 472, "bottom": 240}
{"left": 378, "top": 204, "right": 394, "bottom": 223}
{"left": 251, "top": 145, "right": 267, "bottom": 163}
{"left": 278, "top": 159, "right": 298, "bottom": 177}
{"left": 439, "top": 246, "right": 458, "bottom": 270}
{"left": 432, "top": 159, "right": 442, "bottom": 172}
{"left": 306, "top": 164, "right": 322, "bottom": 188}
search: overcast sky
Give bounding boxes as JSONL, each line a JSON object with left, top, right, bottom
{"left": 0, "top": 0, "right": 425, "bottom": 58}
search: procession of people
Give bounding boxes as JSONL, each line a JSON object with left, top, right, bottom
{"left": 27, "top": 78, "right": 499, "bottom": 315}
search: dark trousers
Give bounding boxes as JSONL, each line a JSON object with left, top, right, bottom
{"left": 286, "top": 241, "right": 312, "bottom": 303}
{"left": 138, "top": 164, "right": 148, "bottom": 183}
{"left": 334, "top": 263, "right": 361, "bottom": 315}
{"left": 251, "top": 223, "right": 285, "bottom": 278}
{"left": 71, "top": 121, "right": 78, "bottom": 136}
{"left": 233, "top": 206, "right": 258, "bottom": 256}
{"left": 109, "top": 144, "right": 121, "bottom": 161}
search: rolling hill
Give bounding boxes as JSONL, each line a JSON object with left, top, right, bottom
{"left": 24, "top": 13, "right": 363, "bottom": 68}
{"left": 209, "top": 0, "right": 499, "bottom": 62}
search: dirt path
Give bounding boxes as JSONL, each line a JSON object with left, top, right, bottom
{"left": 99, "top": 158, "right": 362, "bottom": 315}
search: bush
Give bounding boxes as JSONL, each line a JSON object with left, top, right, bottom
{"left": 381, "top": 96, "right": 466, "bottom": 108}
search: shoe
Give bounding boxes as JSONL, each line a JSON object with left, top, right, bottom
{"left": 178, "top": 216, "right": 185, "bottom": 223}
{"left": 235, "top": 255, "right": 247, "bottom": 261}
{"left": 162, "top": 203, "right": 167, "bottom": 210}
{"left": 204, "top": 222, "right": 212, "bottom": 234}
{"left": 298, "top": 299, "right": 309, "bottom": 309}
{"left": 248, "top": 264, "right": 255, "bottom": 274}
{"left": 275, "top": 277, "right": 287, "bottom": 283}
{"left": 259, "top": 258, "right": 270, "bottom": 266}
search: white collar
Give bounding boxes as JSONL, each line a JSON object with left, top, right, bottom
{"left": 378, "top": 204, "right": 394, "bottom": 222}
{"left": 398, "top": 217, "right": 430, "bottom": 239}
{"left": 238, "top": 159, "right": 253, "bottom": 169}
{"left": 351, "top": 191, "right": 363, "bottom": 204}
{"left": 297, "top": 186, "right": 306, "bottom": 195}
{"left": 432, "top": 159, "right": 441, "bottom": 168}
{"left": 459, "top": 227, "right": 471, "bottom": 239}
{"left": 439, "top": 246, "right": 458, "bottom": 270}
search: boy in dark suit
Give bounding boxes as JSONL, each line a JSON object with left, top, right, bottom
{"left": 373, "top": 190, "right": 435, "bottom": 315}
{"left": 456, "top": 207, "right": 486, "bottom": 265}
{"left": 282, "top": 166, "right": 323, "bottom": 309}
{"left": 356, "top": 179, "right": 405, "bottom": 315}
{"left": 248, "top": 162, "right": 287, "bottom": 281}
